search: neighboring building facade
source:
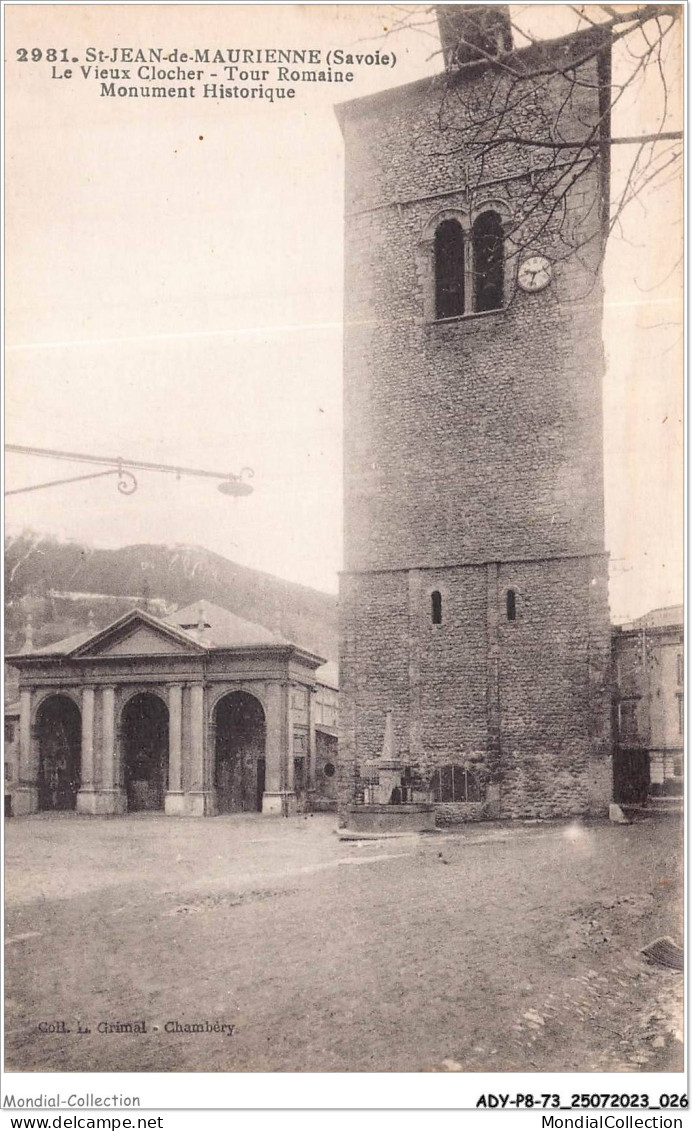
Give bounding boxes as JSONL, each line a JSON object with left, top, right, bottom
{"left": 313, "top": 660, "right": 339, "bottom": 809}
{"left": 336, "top": 7, "right": 613, "bottom": 822}
{"left": 612, "top": 606, "right": 684, "bottom": 803}
{"left": 6, "top": 601, "right": 330, "bottom": 818}
{"left": 4, "top": 703, "right": 20, "bottom": 816}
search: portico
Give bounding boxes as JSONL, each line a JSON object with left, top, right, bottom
{"left": 7, "top": 601, "right": 325, "bottom": 818}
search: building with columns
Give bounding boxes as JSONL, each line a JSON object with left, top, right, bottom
{"left": 6, "top": 601, "right": 332, "bottom": 818}
{"left": 612, "top": 606, "right": 684, "bottom": 805}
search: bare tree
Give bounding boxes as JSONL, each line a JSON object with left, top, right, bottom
{"left": 383, "top": 4, "right": 682, "bottom": 275}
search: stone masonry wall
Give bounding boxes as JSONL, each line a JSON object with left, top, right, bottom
{"left": 496, "top": 554, "right": 611, "bottom": 818}
{"left": 340, "top": 39, "right": 607, "bottom": 574}
{"left": 338, "top": 554, "right": 611, "bottom": 820}
{"left": 338, "top": 31, "right": 612, "bottom": 822}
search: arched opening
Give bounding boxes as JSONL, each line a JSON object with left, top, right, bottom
{"left": 472, "top": 210, "right": 504, "bottom": 312}
{"left": 36, "top": 695, "right": 81, "bottom": 811}
{"left": 435, "top": 219, "right": 465, "bottom": 319}
{"left": 506, "top": 588, "right": 517, "bottom": 621}
{"left": 430, "top": 764, "right": 484, "bottom": 803}
{"left": 214, "top": 692, "right": 266, "bottom": 814}
{"left": 431, "top": 590, "right": 443, "bottom": 625}
{"left": 316, "top": 732, "right": 338, "bottom": 801}
{"left": 122, "top": 693, "right": 169, "bottom": 812}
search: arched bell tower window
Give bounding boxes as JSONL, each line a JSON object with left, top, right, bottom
{"left": 473, "top": 210, "right": 504, "bottom": 312}
{"left": 434, "top": 220, "right": 465, "bottom": 319}
{"left": 431, "top": 590, "right": 443, "bottom": 625}
{"left": 419, "top": 202, "right": 509, "bottom": 322}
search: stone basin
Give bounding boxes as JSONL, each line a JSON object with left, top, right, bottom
{"left": 340, "top": 802, "right": 437, "bottom": 839}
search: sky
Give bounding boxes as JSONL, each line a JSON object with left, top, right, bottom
{"left": 4, "top": 3, "right": 683, "bottom": 622}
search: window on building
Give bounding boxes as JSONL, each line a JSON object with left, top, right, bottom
{"left": 677, "top": 653, "right": 684, "bottom": 686}
{"left": 431, "top": 590, "right": 443, "bottom": 625}
{"left": 472, "top": 210, "right": 504, "bottom": 312}
{"left": 616, "top": 645, "right": 639, "bottom": 688}
{"left": 435, "top": 220, "right": 465, "bottom": 319}
{"left": 430, "top": 764, "right": 484, "bottom": 803}
{"left": 678, "top": 693, "right": 684, "bottom": 736}
{"left": 4, "top": 762, "right": 10, "bottom": 781}
{"left": 429, "top": 208, "right": 506, "bottom": 321}
{"left": 4, "top": 720, "right": 15, "bottom": 744}
{"left": 506, "top": 589, "right": 517, "bottom": 621}
{"left": 323, "top": 762, "right": 336, "bottom": 778}
{"left": 618, "top": 699, "right": 638, "bottom": 743}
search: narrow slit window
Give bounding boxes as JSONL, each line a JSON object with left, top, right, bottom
{"left": 472, "top": 210, "right": 504, "bottom": 312}
{"left": 506, "top": 589, "right": 516, "bottom": 621}
{"left": 434, "top": 220, "right": 465, "bottom": 319}
{"left": 431, "top": 590, "right": 442, "bottom": 625}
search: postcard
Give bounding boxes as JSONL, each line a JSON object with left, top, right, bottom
{"left": 3, "top": 1, "right": 685, "bottom": 1118}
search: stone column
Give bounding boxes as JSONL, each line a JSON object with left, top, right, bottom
{"left": 19, "top": 689, "right": 33, "bottom": 779}
{"left": 187, "top": 682, "right": 213, "bottom": 816}
{"left": 101, "top": 688, "right": 115, "bottom": 789}
{"left": 93, "top": 686, "right": 126, "bottom": 815}
{"left": 76, "top": 686, "right": 97, "bottom": 814}
{"left": 307, "top": 683, "right": 317, "bottom": 806}
{"left": 262, "top": 681, "right": 295, "bottom": 815}
{"left": 263, "top": 682, "right": 282, "bottom": 799}
{"left": 165, "top": 684, "right": 185, "bottom": 815}
{"left": 285, "top": 715, "right": 295, "bottom": 794}
{"left": 13, "top": 688, "right": 37, "bottom": 815}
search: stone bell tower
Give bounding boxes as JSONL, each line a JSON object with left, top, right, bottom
{"left": 336, "top": 6, "right": 613, "bottom": 822}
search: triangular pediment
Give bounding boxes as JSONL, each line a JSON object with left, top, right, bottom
{"left": 70, "top": 610, "right": 205, "bottom": 658}
{"left": 94, "top": 625, "right": 194, "bottom": 656}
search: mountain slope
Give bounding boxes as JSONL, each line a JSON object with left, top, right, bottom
{"left": 5, "top": 534, "right": 338, "bottom": 660}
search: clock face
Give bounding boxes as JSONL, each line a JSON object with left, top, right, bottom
{"left": 518, "top": 255, "right": 552, "bottom": 293}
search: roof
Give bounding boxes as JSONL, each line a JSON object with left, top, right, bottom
{"left": 29, "top": 629, "right": 94, "bottom": 656}
{"left": 617, "top": 605, "right": 684, "bottom": 632}
{"left": 7, "top": 600, "right": 325, "bottom": 668}
{"left": 18, "top": 610, "right": 203, "bottom": 658}
{"left": 165, "top": 601, "right": 289, "bottom": 650}
{"left": 335, "top": 23, "right": 609, "bottom": 124}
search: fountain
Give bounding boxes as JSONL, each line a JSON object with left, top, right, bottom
{"left": 340, "top": 710, "right": 436, "bottom": 838}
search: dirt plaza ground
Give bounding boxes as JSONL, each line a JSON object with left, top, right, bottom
{"left": 4, "top": 810, "right": 683, "bottom": 1073}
